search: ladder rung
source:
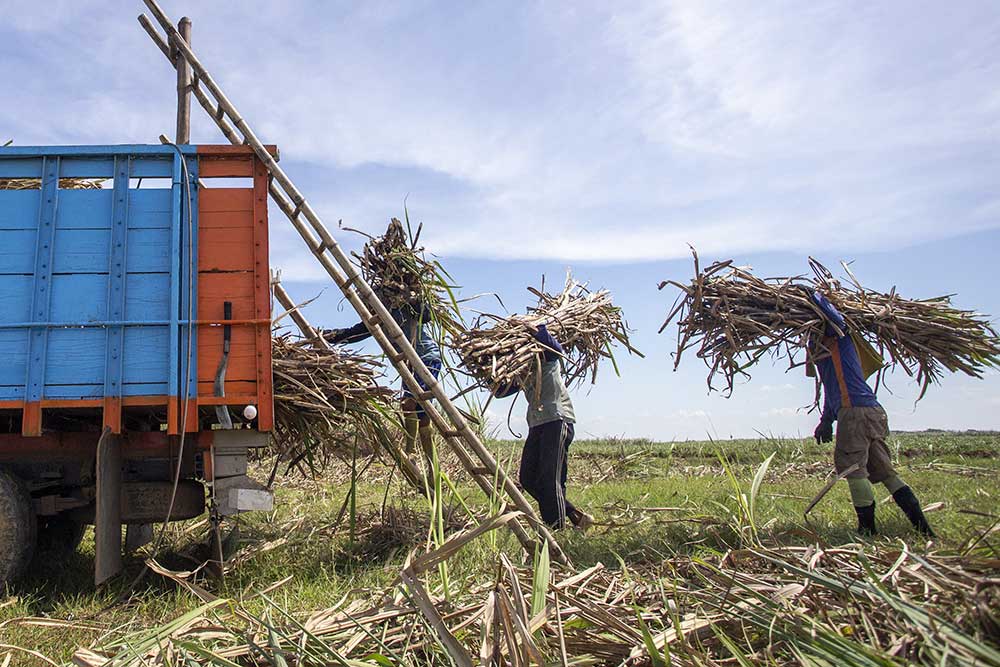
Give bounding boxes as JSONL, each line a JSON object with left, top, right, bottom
{"left": 441, "top": 429, "right": 464, "bottom": 438}
{"left": 137, "top": 0, "right": 566, "bottom": 565}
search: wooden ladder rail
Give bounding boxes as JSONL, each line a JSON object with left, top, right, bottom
{"left": 271, "top": 278, "right": 425, "bottom": 491}
{"left": 139, "top": 1, "right": 566, "bottom": 565}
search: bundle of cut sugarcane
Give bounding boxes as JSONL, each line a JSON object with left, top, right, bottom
{"left": 455, "top": 274, "right": 641, "bottom": 393}
{"left": 0, "top": 177, "right": 104, "bottom": 190}
{"left": 350, "top": 216, "right": 463, "bottom": 338}
{"left": 271, "top": 332, "right": 397, "bottom": 470}
{"left": 660, "top": 249, "right": 1000, "bottom": 397}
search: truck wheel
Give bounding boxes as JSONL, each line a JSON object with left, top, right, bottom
{"left": 0, "top": 468, "right": 37, "bottom": 584}
{"left": 37, "top": 515, "right": 87, "bottom": 555}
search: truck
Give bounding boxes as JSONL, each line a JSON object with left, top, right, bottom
{"left": 0, "top": 143, "right": 276, "bottom": 585}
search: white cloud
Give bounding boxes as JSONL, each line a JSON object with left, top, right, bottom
{"left": 759, "top": 383, "right": 796, "bottom": 393}
{"left": 3, "top": 1, "right": 999, "bottom": 266}
{"left": 761, "top": 407, "right": 800, "bottom": 418}
{"left": 670, "top": 409, "right": 710, "bottom": 420}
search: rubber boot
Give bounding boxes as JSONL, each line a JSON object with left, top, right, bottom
{"left": 892, "top": 486, "right": 935, "bottom": 537}
{"left": 855, "top": 503, "right": 877, "bottom": 536}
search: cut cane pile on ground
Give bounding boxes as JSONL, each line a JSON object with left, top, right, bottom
{"left": 660, "top": 251, "right": 1000, "bottom": 397}
{"left": 3, "top": 433, "right": 999, "bottom": 666}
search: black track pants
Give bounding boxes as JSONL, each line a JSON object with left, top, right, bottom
{"left": 519, "top": 420, "right": 576, "bottom": 528}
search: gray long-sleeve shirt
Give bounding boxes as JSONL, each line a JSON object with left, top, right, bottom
{"left": 521, "top": 359, "right": 576, "bottom": 428}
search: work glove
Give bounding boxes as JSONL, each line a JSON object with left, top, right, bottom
{"left": 323, "top": 328, "right": 348, "bottom": 344}
{"left": 814, "top": 420, "right": 834, "bottom": 444}
{"left": 533, "top": 324, "right": 558, "bottom": 346}
{"left": 533, "top": 324, "right": 563, "bottom": 361}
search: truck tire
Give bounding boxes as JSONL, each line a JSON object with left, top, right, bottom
{"left": 37, "top": 515, "right": 87, "bottom": 555}
{"left": 0, "top": 468, "right": 37, "bottom": 584}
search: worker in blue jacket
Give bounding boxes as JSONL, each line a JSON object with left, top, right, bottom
{"left": 494, "top": 325, "right": 593, "bottom": 531}
{"left": 810, "top": 291, "right": 934, "bottom": 537}
{"left": 326, "top": 304, "right": 441, "bottom": 467}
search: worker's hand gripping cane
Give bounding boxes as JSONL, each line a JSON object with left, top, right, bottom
{"left": 814, "top": 419, "right": 833, "bottom": 444}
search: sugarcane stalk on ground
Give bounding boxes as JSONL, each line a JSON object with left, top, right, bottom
{"left": 660, "top": 249, "right": 1000, "bottom": 397}
{"left": 455, "top": 274, "right": 642, "bottom": 393}
{"left": 72, "top": 530, "right": 1000, "bottom": 666}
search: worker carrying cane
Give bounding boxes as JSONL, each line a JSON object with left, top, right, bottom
{"left": 325, "top": 303, "right": 441, "bottom": 468}
{"left": 809, "top": 291, "right": 934, "bottom": 537}
{"left": 494, "top": 324, "right": 593, "bottom": 531}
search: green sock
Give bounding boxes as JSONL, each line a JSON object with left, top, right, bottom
{"left": 847, "top": 477, "right": 875, "bottom": 507}
{"left": 882, "top": 475, "right": 905, "bottom": 494}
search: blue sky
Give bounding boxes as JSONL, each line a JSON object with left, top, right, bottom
{"left": 3, "top": 1, "right": 999, "bottom": 439}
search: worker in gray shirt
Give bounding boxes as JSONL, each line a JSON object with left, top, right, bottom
{"left": 495, "top": 325, "right": 592, "bottom": 531}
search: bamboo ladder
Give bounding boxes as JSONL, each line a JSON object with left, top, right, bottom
{"left": 138, "top": 0, "right": 566, "bottom": 565}
{"left": 271, "top": 277, "right": 426, "bottom": 491}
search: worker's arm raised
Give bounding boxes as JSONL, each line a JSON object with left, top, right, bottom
{"left": 492, "top": 382, "right": 520, "bottom": 399}
{"left": 324, "top": 321, "right": 371, "bottom": 345}
{"left": 811, "top": 291, "right": 848, "bottom": 337}
{"left": 534, "top": 324, "right": 564, "bottom": 362}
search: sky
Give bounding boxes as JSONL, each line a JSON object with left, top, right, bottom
{"left": 2, "top": 1, "right": 999, "bottom": 440}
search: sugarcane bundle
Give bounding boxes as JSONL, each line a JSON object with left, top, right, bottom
{"left": 271, "top": 331, "right": 397, "bottom": 471}
{"left": 455, "top": 274, "right": 641, "bottom": 393}
{"left": 350, "top": 215, "right": 463, "bottom": 338}
{"left": 0, "top": 177, "right": 104, "bottom": 190}
{"left": 660, "top": 249, "right": 1000, "bottom": 397}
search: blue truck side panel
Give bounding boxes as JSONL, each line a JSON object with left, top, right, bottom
{"left": 0, "top": 146, "right": 198, "bottom": 403}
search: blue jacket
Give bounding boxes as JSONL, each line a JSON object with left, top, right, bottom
{"left": 811, "top": 292, "right": 879, "bottom": 424}
{"left": 331, "top": 306, "right": 441, "bottom": 366}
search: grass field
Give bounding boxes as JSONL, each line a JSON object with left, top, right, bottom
{"left": 2, "top": 430, "right": 998, "bottom": 665}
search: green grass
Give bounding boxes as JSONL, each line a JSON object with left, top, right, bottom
{"left": 1, "top": 430, "right": 998, "bottom": 665}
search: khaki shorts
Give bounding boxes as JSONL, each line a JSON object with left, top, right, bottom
{"left": 834, "top": 406, "right": 896, "bottom": 483}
